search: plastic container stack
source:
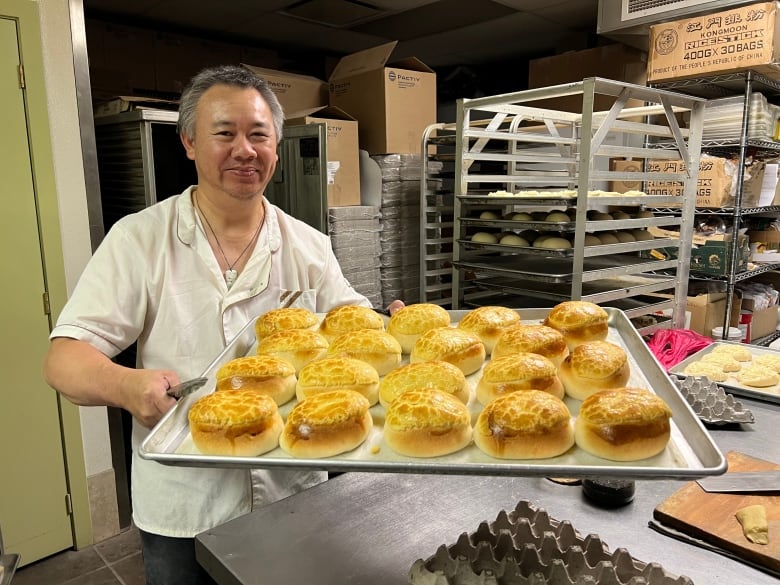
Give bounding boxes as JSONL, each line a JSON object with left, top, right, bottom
{"left": 328, "top": 205, "right": 383, "bottom": 309}
{"left": 371, "top": 154, "right": 423, "bottom": 306}
{"left": 701, "top": 93, "right": 779, "bottom": 142}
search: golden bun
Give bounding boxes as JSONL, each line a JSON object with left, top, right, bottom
{"left": 410, "top": 327, "right": 486, "bottom": 376}
{"left": 188, "top": 389, "right": 282, "bottom": 456}
{"left": 319, "top": 305, "right": 384, "bottom": 342}
{"left": 387, "top": 303, "right": 451, "bottom": 354}
{"left": 378, "top": 360, "right": 468, "bottom": 408}
{"left": 254, "top": 307, "right": 318, "bottom": 340}
{"left": 326, "top": 329, "right": 402, "bottom": 376}
{"left": 543, "top": 301, "right": 609, "bottom": 350}
{"left": 457, "top": 306, "right": 521, "bottom": 355}
{"left": 492, "top": 324, "right": 568, "bottom": 367}
{"left": 574, "top": 387, "right": 672, "bottom": 461}
{"left": 256, "top": 329, "right": 329, "bottom": 374}
{"left": 279, "top": 389, "right": 373, "bottom": 458}
{"left": 473, "top": 390, "right": 574, "bottom": 459}
{"left": 215, "top": 355, "right": 297, "bottom": 406}
{"left": 558, "top": 340, "right": 630, "bottom": 401}
{"left": 383, "top": 389, "right": 472, "bottom": 457}
{"left": 296, "top": 356, "right": 380, "bottom": 405}
{"left": 476, "top": 352, "right": 564, "bottom": 405}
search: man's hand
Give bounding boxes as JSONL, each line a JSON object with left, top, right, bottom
{"left": 118, "top": 369, "right": 181, "bottom": 429}
{"left": 387, "top": 299, "right": 405, "bottom": 315}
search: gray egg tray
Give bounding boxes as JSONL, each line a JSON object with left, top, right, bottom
{"left": 673, "top": 377, "right": 755, "bottom": 425}
{"left": 408, "top": 500, "right": 693, "bottom": 585}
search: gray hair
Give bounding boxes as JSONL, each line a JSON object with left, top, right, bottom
{"left": 177, "top": 64, "right": 284, "bottom": 142}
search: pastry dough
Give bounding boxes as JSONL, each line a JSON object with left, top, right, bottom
{"left": 753, "top": 353, "right": 780, "bottom": 373}
{"left": 558, "top": 340, "right": 630, "bottom": 401}
{"left": 319, "top": 305, "right": 385, "bottom": 342}
{"left": 699, "top": 352, "right": 742, "bottom": 373}
{"left": 492, "top": 324, "right": 569, "bottom": 367}
{"left": 296, "top": 356, "right": 380, "bottom": 405}
{"left": 378, "top": 360, "right": 468, "bottom": 408}
{"left": 215, "top": 354, "right": 297, "bottom": 406}
{"left": 387, "top": 303, "right": 451, "bottom": 354}
{"left": 254, "top": 307, "right": 318, "bottom": 340}
{"left": 710, "top": 344, "right": 753, "bottom": 362}
{"left": 473, "top": 390, "right": 574, "bottom": 459}
{"left": 736, "top": 364, "right": 780, "bottom": 388}
{"left": 456, "top": 306, "right": 521, "bottom": 355}
{"left": 410, "top": 327, "right": 486, "bottom": 376}
{"left": 476, "top": 352, "right": 564, "bottom": 405}
{"left": 682, "top": 360, "right": 728, "bottom": 382}
{"left": 543, "top": 300, "right": 609, "bottom": 350}
{"left": 256, "top": 328, "right": 329, "bottom": 374}
{"left": 383, "top": 389, "right": 472, "bottom": 457}
{"left": 326, "top": 329, "right": 402, "bottom": 375}
{"left": 735, "top": 504, "right": 769, "bottom": 545}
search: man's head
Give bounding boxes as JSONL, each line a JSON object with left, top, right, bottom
{"left": 178, "top": 65, "right": 284, "bottom": 143}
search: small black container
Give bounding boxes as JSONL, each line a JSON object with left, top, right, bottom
{"left": 582, "top": 478, "right": 636, "bottom": 508}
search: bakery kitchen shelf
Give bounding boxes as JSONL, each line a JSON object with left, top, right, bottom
{"left": 653, "top": 70, "right": 780, "bottom": 342}
{"left": 449, "top": 77, "right": 706, "bottom": 334}
{"left": 140, "top": 308, "right": 726, "bottom": 479}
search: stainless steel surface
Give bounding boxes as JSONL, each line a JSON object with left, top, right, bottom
{"left": 670, "top": 342, "right": 780, "bottom": 405}
{"left": 195, "top": 396, "right": 779, "bottom": 585}
{"left": 696, "top": 471, "right": 780, "bottom": 493}
{"left": 141, "top": 308, "right": 726, "bottom": 479}
{"left": 166, "top": 377, "right": 208, "bottom": 399}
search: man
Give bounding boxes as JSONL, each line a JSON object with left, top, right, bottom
{"left": 45, "top": 65, "right": 401, "bottom": 585}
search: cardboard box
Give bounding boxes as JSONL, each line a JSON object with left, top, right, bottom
{"left": 686, "top": 292, "right": 741, "bottom": 337}
{"left": 638, "top": 157, "right": 766, "bottom": 208}
{"left": 285, "top": 106, "right": 361, "bottom": 207}
{"left": 328, "top": 41, "right": 437, "bottom": 155}
{"left": 646, "top": 227, "right": 751, "bottom": 276}
{"left": 528, "top": 44, "right": 648, "bottom": 112}
{"left": 648, "top": 2, "right": 780, "bottom": 83}
{"left": 242, "top": 64, "right": 328, "bottom": 115}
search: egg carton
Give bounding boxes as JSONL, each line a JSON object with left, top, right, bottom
{"left": 673, "top": 377, "right": 755, "bottom": 425}
{"left": 409, "top": 500, "right": 693, "bottom": 585}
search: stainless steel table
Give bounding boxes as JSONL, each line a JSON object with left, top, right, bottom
{"left": 196, "top": 397, "right": 779, "bottom": 585}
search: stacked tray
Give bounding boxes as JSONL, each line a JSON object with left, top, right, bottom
{"left": 140, "top": 308, "right": 726, "bottom": 479}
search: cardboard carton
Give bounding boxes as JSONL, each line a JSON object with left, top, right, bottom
{"left": 328, "top": 41, "right": 437, "bottom": 155}
{"left": 242, "top": 64, "right": 328, "bottom": 115}
{"left": 285, "top": 106, "right": 361, "bottom": 207}
{"left": 646, "top": 226, "right": 751, "bottom": 276}
{"left": 686, "top": 291, "right": 741, "bottom": 336}
{"left": 619, "top": 157, "right": 766, "bottom": 208}
{"left": 528, "top": 44, "right": 648, "bottom": 112}
{"left": 648, "top": 2, "right": 780, "bottom": 83}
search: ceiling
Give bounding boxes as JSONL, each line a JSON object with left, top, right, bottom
{"left": 82, "top": 0, "right": 601, "bottom": 70}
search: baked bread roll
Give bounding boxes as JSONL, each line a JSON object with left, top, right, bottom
{"left": 473, "top": 390, "right": 574, "bottom": 459}
{"left": 457, "top": 306, "right": 521, "bottom": 355}
{"left": 256, "top": 329, "right": 329, "bottom": 374}
{"left": 476, "top": 352, "right": 564, "bottom": 405}
{"left": 543, "top": 301, "right": 609, "bottom": 350}
{"left": 383, "top": 389, "right": 472, "bottom": 457}
{"left": 387, "top": 303, "right": 451, "bottom": 354}
{"left": 279, "top": 389, "right": 372, "bottom": 458}
{"left": 319, "top": 305, "right": 385, "bottom": 342}
{"left": 682, "top": 360, "right": 728, "bottom": 382}
{"left": 296, "top": 356, "right": 380, "bottom": 405}
{"left": 492, "top": 324, "right": 569, "bottom": 367}
{"left": 254, "top": 307, "right": 318, "bottom": 340}
{"left": 326, "top": 329, "right": 402, "bottom": 376}
{"left": 558, "top": 340, "right": 630, "bottom": 400}
{"left": 188, "top": 389, "right": 283, "bottom": 456}
{"left": 410, "top": 327, "right": 486, "bottom": 376}
{"left": 215, "top": 355, "right": 297, "bottom": 406}
{"left": 574, "top": 387, "right": 672, "bottom": 461}
{"left": 378, "top": 360, "right": 468, "bottom": 408}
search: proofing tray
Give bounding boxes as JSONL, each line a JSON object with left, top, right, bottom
{"left": 669, "top": 342, "right": 780, "bottom": 405}
{"left": 408, "top": 500, "right": 693, "bottom": 585}
{"left": 140, "top": 308, "right": 726, "bottom": 479}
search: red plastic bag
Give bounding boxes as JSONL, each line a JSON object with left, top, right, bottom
{"left": 645, "top": 329, "right": 713, "bottom": 371}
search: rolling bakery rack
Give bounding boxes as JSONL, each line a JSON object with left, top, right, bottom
{"left": 448, "top": 77, "right": 706, "bottom": 334}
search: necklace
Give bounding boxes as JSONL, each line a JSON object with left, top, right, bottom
{"left": 194, "top": 191, "right": 264, "bottom": 289}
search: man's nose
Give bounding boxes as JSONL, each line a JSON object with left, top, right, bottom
{"left": 232, "top": 135, "right": 257, "bottom": 158}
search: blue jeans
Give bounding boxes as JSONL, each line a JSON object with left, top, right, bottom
{"left": 140, "top": 529, "right": 217, "bottom": 585}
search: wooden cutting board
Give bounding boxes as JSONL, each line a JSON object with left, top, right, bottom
{"left": 654, "top": 451, "right": 780, "bottom": 573}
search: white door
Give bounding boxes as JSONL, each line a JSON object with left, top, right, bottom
{"left": 0, "top": 15, "right": 74, "bottom": 564}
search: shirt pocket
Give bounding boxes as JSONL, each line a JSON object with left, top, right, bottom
{"left": 279, "top": 289, "right": 316, "bottom": 312}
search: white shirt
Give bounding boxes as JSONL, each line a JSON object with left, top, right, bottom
{"left": 51, "top": 187, "right": 370, "bottom": 536}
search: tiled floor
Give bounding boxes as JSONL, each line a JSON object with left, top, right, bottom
{"left": 12, "top": 525, "right": 145, "bottom": 585}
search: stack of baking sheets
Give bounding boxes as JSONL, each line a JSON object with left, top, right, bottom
{"left": 701, "top": 94, "right": 778, "bottom": 143}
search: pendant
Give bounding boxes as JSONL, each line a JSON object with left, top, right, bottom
{"left": 224, "top": 268, "right": 238, "bottom": 289}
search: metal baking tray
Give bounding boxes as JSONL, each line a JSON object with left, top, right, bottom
{"left": 140, "top": 308, "right": 726, "bottom": 479}
{"left": 0, "top": 554, "right": 19, "bottom": 585}
{"left": 140, "top": 308, "right": 726, "bottom": 478}
{"left": 670, "top": 341, "right": 780, "bottom": 405}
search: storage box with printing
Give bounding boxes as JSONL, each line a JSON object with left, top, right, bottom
{"left": 639, "top": 157, "right": 765, "bottom": 208}
{"left": 242, "top": 64, "right": 328, "bottom": 115}
{"left": 285, "top": 106, "right": 360, "bottom": 207}
{"left": 645, "top": 227, "right": 750, "bottom": 276}
{"left": 328, "top": 41, "right": 437, "bottom": 155}
{"left": 647, "top": 2, "right": 780, "bottom": 83}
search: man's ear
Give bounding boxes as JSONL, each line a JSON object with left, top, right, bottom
{"left": 180, "top": 133, "right": 196, "bottom": 161}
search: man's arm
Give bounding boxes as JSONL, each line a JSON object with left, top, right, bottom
{"left": 44, "top": 337, "right": 179, "bottom": 428}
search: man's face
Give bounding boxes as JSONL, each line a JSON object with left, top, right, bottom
{"left": 182, "top": 84, "right": 279, "bottom": 201}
